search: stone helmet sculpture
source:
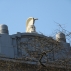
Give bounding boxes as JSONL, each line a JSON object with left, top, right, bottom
{"left": 0, "top": 24, "right": 9, "bottom": 34}
{"left": 56, "top": 32, "right": 66, "bottom": 42}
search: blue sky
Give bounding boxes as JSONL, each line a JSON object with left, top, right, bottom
{"left": 0, "top": 0, "right": 71, "bottom": 36}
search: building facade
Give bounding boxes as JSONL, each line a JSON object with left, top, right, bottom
{"left": 0, "top": 17, "right": 71, "bottom": 71}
